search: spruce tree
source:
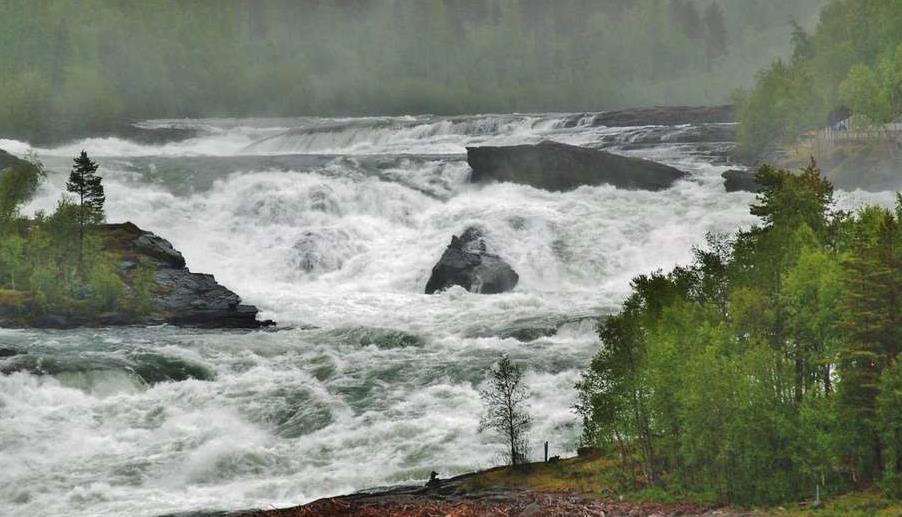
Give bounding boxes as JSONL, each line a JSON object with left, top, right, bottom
{"left": 66, "top": 151, "right": 105, "bottom": 268}
{"left": 837, "top": 208, "right": 901, "bottom": 482}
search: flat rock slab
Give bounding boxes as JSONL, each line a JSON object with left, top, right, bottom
{"left": 467, "top": 141, "right": 687, "bottom": 192}
{"left": 589, "top": 104, "right": 734, "bottom": 127}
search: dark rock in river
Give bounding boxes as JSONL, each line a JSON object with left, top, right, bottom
{"left": 722, "top": 169, "right": 761, "bottom": 193}
{"left": 589, "top": 104, "right": 734, "bottom": 127}
{"left": 110, "top": 123, "right": 199, "bottom": 145}
{"left": 467, "top": 141, "right": 686, "bottom": 192}
{"left": 602, "top": 124, "right": 736, "bottom": 148}
{"left": 425, "top": 227, "right": 518, "bottom": 295}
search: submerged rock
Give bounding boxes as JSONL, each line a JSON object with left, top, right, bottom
{"left": 467, "top": 141, "right": 686, "bottom": 192}
{"left": 425, "top": 227, "right": 518, "bottom": 295}
{"left": 722, "top": 169, "right": 761, "bottom": 192}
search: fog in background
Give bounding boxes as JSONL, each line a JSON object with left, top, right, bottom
{"left": 0, "top": 0, "right": 825, "bottom": 141}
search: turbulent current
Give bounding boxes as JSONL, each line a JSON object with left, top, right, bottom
{"left": 0, "top": 114, "right": 894, "bottom": 517}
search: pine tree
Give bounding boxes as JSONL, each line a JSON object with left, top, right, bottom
{"left": 66, "top": 151, "right": 105, "bottom": 268}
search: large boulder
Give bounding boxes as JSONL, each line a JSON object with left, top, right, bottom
{"left": 467, "top": 141, "right": 686, "bottom": 192}
{"left": 425, "top": 227, "right": 518, "bottom": 295}
{"left": 722, "top": 169, "right": 761, "bottom": 193}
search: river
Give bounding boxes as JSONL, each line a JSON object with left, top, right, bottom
{"left": 0, "top": 114, "right": 892, "bottom": 516}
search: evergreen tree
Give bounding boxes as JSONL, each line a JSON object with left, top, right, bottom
{"left": 66, "top": 151, "right": 105, "bottom": 268}
{"left": 837, "top": 207, "right": 901, "bottom": 483}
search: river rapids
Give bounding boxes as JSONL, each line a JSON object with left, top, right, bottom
{"left": 0, "top": 114, "right": 893, "bottom": 517}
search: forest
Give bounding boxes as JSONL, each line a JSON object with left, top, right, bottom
{"left": 736, "top": 0, "right": 902, "bottom": 157}
{"left": 576, "top": 163, "right": 902, "bottom": 505}
{"left": 0, "top": 0, "right": 825, "bottom": 142}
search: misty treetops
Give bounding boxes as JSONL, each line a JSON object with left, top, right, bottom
{"left": 0, "top": 0, "right": 825, "bottom": 142}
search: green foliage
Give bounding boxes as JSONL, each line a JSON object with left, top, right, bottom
{"left": 577, "top": 162, "right": 902, "bottom": 504}
{"left": 841, "top": 64, "right": 893, "bottom": 125}
{"left": 86, "top": 258, "right": 126, "bottom": 312}
{"left": 737, "top": 0, "right": 902, "bottom": 156}
{"left": 877, "top": 362, "right": 902, "bottom": 498}
{"left": 0, "top": 159, "right": 45, "bottom": 224}
{"left": 129, "top": 259, "right": 157, "bottom": 315}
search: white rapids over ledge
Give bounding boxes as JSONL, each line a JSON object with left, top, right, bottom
{"left": 0, "top": 114, "right": 896, "bottom": 517}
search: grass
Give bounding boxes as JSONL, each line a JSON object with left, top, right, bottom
{"left": 457, "top": 454, "right": 902, "bottom": 516}
{"left": 767, "top": 489, "right": 902, "bottom": 516}
{"left": 459, "top": 453, "right": 623, "bottom": 498}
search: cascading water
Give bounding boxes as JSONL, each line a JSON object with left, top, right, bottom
{"left": 0, "top": 114, "right": 895, "bottom": 517}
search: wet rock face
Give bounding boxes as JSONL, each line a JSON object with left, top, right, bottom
{"left": 131, "top": 231, "right": 186, "bottom": 269}
{"left": 100, "top": 223, "right": 273, "bottom": 329}
{"left": 722, "top": 169, "right": 762, "bottom": 193}
{"left": 467, "top": 141, "right": 687, "bottom": 192}
{"left": 0, "top": 149, "right": 27, "bottom": 171}
{"left": 425, "top": 227, "right": 519, "bottom": 295}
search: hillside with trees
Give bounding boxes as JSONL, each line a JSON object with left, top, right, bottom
{"left": 0, "top": 0, "right": 824, "bottom": 143}
{"left": 735, "top": 0, "right": 902, "bottom": 158}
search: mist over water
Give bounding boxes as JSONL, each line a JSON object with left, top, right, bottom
{"left": 1, "top": 115, "right": 895, "bottom": 517}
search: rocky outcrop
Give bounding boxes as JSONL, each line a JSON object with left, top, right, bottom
{"left": 100, "top": 223, "right": 273, "bottom": 328}
{"left": 467, "top": 141, "right": 686, "bottom": 192}
{"left": 0, "top": 149, "right": 27, "bottom": 171}
{"left": 425, "top": 227, "right": 518, "bottom": 295}
{"left": 0, "top": 223, "right": 273, "bottom": 329}
{"left": 722, "top": 169, "right": 761, "bottom": 193}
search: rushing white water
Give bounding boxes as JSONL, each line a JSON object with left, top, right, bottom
{"left": 0, "top": 115, "right": 896, "bottom": 517}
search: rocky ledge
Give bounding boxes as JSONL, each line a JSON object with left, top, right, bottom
{"left": 582, "top": 104, "right": 734, "bottom": 128}
{"left": 0, "top": 222, "right": 273, "bottom": 329}
{"left": 467, "top": 141, "right": 687, "bottom": 192}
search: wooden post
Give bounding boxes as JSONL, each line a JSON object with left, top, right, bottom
{"left": 544, "top": 441, "right": 549, "bottom": 462}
